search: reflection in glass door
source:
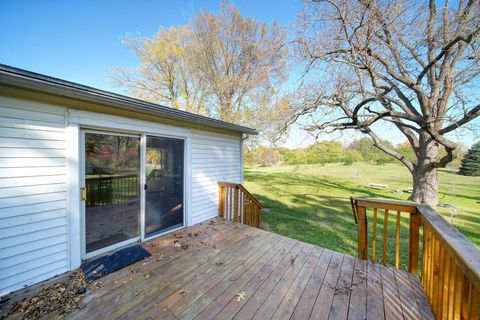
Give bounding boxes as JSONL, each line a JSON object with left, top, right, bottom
{"left": 84, "top": 132, "right": 140, "bottom": 253}
{"left": 145, "top": 136, "right": 184, "bottom": 237}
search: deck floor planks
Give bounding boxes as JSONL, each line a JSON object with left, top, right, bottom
{"left": 230, "top": 243, "right": 309, "bottom": 319}
{"left": 250, "top": 244, "right": 317, "bottom": 320}
{"left": 291, "top": 249, "right": 334, "bottom": 320}
{"left": 213, "top": 239, "right": 303, "bottom": 320}
{"left": 269, "top": 246, "right": 324, "bottom": 320}
{"left": 394, "top": 269, "right": 423, "bottom": 320}
{"left": 366, "top": 262, "right": 385, "bottom": 320}
{"left": 1, "top": 219, "right": 433, "bottom": 320}
{"left": 158, "top": 231, "right": 280, "bottom": 318}
{"left": 309, "top": 252, "right": 345, "bottom": 320}
{"left": 328, "top": 255, "right": 355, "bottom": 320}
{"left": 120, "top": 229, "right": 276, "bottom": 319}
{"left": 407, "top": 273, "right": 436, "bottom": 320}
{"left": 71, "top": 223, "right": 263, "bottom": 319}
{"left": 176, "top": 234, "right": 292, "bottom": 319}
{"left": 192, "top": 236, "right": 298, "bottom": 320}
{"left": 79, "top": 220, "right": 240, "bottom": 305}
{"left": 347, "top": 258, "right": 368, "bottom": 320}
{"left": 380, "top": 263, "right": 405, "bottom": 320}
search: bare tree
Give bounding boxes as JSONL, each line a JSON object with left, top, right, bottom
{"left": 292, "top": 0, "right": 480, "bottom": 205}
{"left": 115, "top": 27, "right": 207, "bottom": 114}
{"left": 114, "top": 2, "right": 288, "bottom": 126}
{"left": 190, "top": 2, "right": 287, "bottom": 123}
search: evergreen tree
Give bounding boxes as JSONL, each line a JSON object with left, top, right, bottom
{"left": 459, "top": 142, "right": 480, "bottom": 176}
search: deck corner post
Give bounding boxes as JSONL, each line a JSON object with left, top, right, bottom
{"left": 357, "top": 205, "right": 368, "bottom": 260}
{"left": 219, "top": 185, "right": 225, "bottom": 218}
{"left": 409, "top": 211, "right": 420, "bottom": 274}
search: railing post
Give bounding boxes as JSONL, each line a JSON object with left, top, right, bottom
{"left": 257, "top": 206, "right": 261, "bottom": 229}
{"left": 409, "top": 211, "right": 420, "bottom": 274}
{"left": 234, "top": 186, "right": 239, "bottom": 223}
{"left": 218, "top": 185, "right": 224, "bottom": 218}
{"left": 357, "top": 205, "right": 368, "bottom": 260}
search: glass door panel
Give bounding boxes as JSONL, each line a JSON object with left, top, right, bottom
{"left": 145, "top": 136, "right": 184, "bottom": 237}
{"left": 84, "top": 132, "right": 140, "bottom": 253}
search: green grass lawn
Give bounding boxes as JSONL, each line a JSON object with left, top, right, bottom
{"left": 244, "top": 163, "right": 480, "bottom": 269}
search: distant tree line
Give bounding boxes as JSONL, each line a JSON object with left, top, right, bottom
{"left": 245, "top": 138, "right": 466, "bottom": 168}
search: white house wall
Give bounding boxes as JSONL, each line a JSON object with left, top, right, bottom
{"left": 190, "top": 129, "right": 242, "bottom": 224}
{"left": 0, "top": 96, "right": 69, "bottom": 295}
{"left": 0, "top": 94, "right": 243, "bottom": 295}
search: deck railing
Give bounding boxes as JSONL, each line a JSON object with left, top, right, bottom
{"left": 352, "top": 197, "right": 480, "bottom": 320}
{"left": 85, "top": 174, "right": 139, "bottom": 207}
{"left": 218, "top": 181, "right": 262, "bottom": 228}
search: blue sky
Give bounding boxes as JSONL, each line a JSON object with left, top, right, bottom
{"left": 0, "top": 0, "right": 477, "bottom": 148}
{"left": 0, "top": 0, "right": 300, "bottom": 91}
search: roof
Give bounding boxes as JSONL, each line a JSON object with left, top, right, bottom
{"left": 0, "top": 64, "right": 258, "bottom": 135}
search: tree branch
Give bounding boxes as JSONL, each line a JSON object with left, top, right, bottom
{"left": 363, "top": 127, "right": 416, "bottom": 172}
{"left": 439, "top": 104, "right": 480, "bottom": 134}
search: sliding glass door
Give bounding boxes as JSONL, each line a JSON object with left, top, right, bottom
{"left": 144, "top": 136, "right": 184, "bottom": 237}
{"left": 84, "top": 132, "right": 140, "bottom": 254}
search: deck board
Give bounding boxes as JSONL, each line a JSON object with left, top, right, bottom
{"left": 3, "top": 219, "right": 434, "bottom": 320}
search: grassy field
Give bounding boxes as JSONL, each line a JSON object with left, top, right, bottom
{"left": 244, "top": 163, "right": 480, "bottom": 269}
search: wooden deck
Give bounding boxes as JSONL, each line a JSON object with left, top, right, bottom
{"left": 5, "top": 219, "right": 435, "bottom": 319}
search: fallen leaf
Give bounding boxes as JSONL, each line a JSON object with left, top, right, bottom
{"left": 235, "top": 292, "right": 246, "bottom": 301}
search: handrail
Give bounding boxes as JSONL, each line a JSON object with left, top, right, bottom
{"left": 352, "top": 197, "right": 480, "bottom": 320}
{"left": 218, "top": 181, "right": 262, "bottom": 228}
{"left": 237, "top": 184, "right": 262, "bottom": 208}
{"left": 417, "top": 204, "right": 480, "bottom": 291}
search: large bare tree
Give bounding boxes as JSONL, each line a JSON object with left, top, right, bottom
{"left": 293, "top": 0, "right": 480, "bottom": 205}
{"left": 115, "top": 2, "right": 287, "bottom": 126}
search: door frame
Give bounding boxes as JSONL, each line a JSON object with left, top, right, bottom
{"left": 69, "top": 109, "right": 192, "bottom": 264}
{"left": 79, "top": 129, "right": 188, "bottom": 259}
{"left": 79, "top": 129, "right": 142, "bottom": 260}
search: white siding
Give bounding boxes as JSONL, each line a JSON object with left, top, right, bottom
{"left": 190, "top": 129, "right": 241, "bottom": 224}
{"left": 0, "top": 97, "right": 69, "bottom": 295}
{"left": 0, "top": 95, "right": 243, "bottom": 294}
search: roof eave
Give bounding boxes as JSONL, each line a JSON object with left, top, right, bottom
{"left": 0, "top": 65, "right": 259, "bottom": 135}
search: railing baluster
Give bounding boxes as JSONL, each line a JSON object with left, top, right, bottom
{"left": 454, "top": 262, "right": 463, "bottom": 319}
{"left": 469, "top": 285, "right": 479, "bottom": 319}
{"left": 462, "top": 275, "right": 471, "bottom": 320}
{"left": 436, "top": 244, "right": 444, "bottom": 317}
{"left": 441, "top": 248, "right": 449, "bottom": 318}
{"left": 395, "top": 210, "right": 401, "bottom": 269}
{"left": 372, "top": 208, "right": 377, "bottom": 263}
{"left": 428, "top": 235, "right": 435, "bottom": 301}
{"left": 233, "top": 187, "right": 239, "bottom": 223}
{"left": 448, "top": 259, "right": 456, "bottom": 319}
{"left": 383, "top": 209, "right": 389, "bottom": 266}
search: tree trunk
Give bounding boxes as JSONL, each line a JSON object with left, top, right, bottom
{"left": 408, "top": 133, "right": 440, "bottom": 206}
{"left": 409, "top": 167, "right": 439, "bottom": 206}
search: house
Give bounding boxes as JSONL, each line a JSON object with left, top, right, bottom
{"left": 0, "top": 64, "right": 257, "bottom": 295}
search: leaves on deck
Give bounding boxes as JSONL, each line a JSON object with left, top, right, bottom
{"left": 2, "top": 270, "right": 88, "bottom": 319}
